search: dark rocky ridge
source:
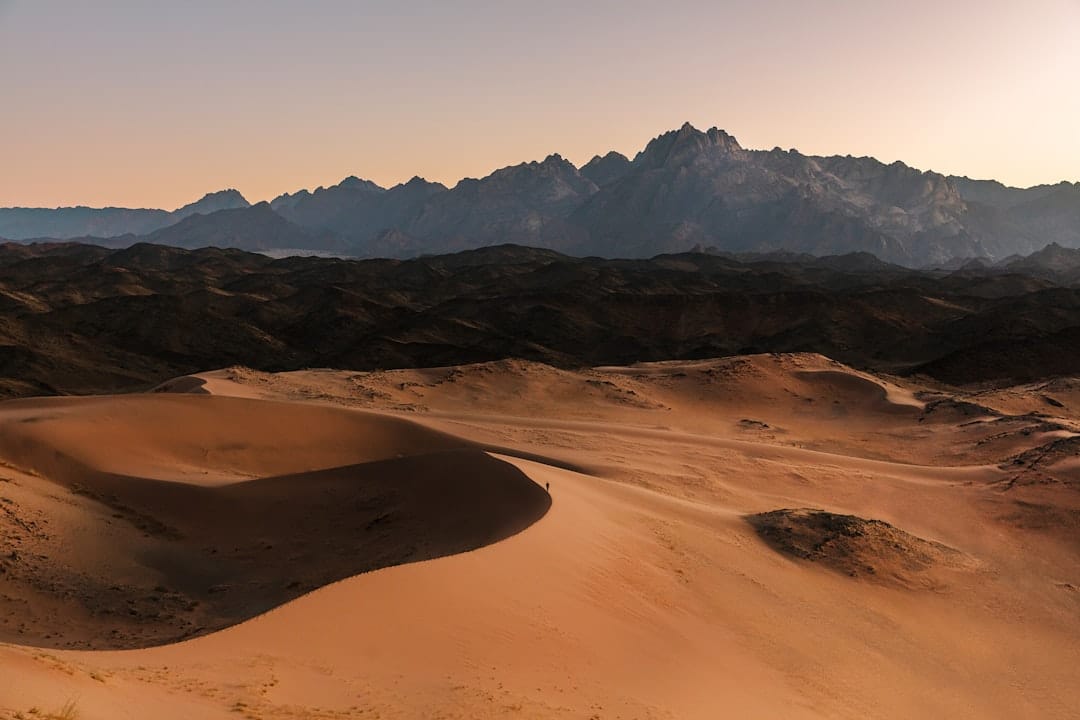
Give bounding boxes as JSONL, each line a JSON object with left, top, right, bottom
{"left": 0, "top": 242, "right": 1078, "bottom": 396}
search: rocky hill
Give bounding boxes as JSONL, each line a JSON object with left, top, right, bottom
{"left": 0, "top": 242, "right": 1078, "bottom": 396}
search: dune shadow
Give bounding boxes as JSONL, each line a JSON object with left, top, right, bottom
{"left": 0, "top": 447, "right": 551, "bottom": 650}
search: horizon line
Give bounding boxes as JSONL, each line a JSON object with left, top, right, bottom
{"left": 4, "top": 122, "right": 1078, "bottom": 212}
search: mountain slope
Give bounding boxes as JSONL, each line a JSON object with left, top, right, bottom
{"left": 571, "top": 125, "right": 910, "bottom": 260}
{"left": 580, "top": 151, "right": 632, "bottom": 187}
{"left": 271, "top": 176, "right": 446, "bottom": 254}
{"left": 174, "top": 188, "right": 251, "bottom": 217}
{"left": 401, "top": 154, "right": 597, "bottom": 254}
{"left": 142, "top": 202, "right": 337, "bottom": 252}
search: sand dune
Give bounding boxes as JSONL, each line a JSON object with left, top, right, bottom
{"left": 180, "top": 353, "right": 1074, "bottom": 467}
{"left": 0, "top": 395, "right": 549, "bottom": 649}
{"left": 1, "top": 354, "right": 1079, "bottom": 718}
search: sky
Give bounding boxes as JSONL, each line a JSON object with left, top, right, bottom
{"left": 2, "top": 0, "right": 1079, "bottom": 209}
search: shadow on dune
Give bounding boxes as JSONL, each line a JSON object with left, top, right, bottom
{"left": 0, "top": 400, "right": 551, "bottom": 650}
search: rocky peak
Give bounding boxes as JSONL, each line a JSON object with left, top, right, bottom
{"left": 389, "top": 177, "right": 448, "bottom": 199}
{"left": 580, "top": 151, "right": 631, "bottom": 187}
{"left": 477, "top": 153, "right": 589, "bottom": 190}
{"left": 704, "top": 126, "right": 741, "bottom": 152}
{"left": 537, "top": 153, "right": 581, "bottom": 175}
{"left": 337, "top": 176, "right": 385, "bottom": 193}
{"left": 1020, "top": 242, "right": 1080, "bottom": 263}
{"left": 634, "top": 122, "right": 744, "bottom": 170}
{"left": 173, "top": 189, "right": 251, "bottom": 218}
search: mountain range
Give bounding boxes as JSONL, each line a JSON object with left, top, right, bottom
{"left": 0, "top": 189, "right": 250, "bottom": 240}
{"left": 3, "top": 124, "right": 1078, "bottom": 267}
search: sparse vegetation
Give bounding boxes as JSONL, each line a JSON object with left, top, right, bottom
{"left": 48, "top": 701, "right": 79, "bottom": 720}
{"left": 22, "top": 701, "right": 79, "bottom": 720}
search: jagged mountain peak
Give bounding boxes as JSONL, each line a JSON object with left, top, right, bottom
{"left": 520, "top": 153, "right": 580, "bottom": 175}
{"left": 1015, "top": 241, "right": 1080, "bottom": 264}
{"left": 401, "top": 176, "right": 443, "bottom": 188}
{"left": 194, "top": 188, "right": 247, "bottom": 203}
{"left": 634, "top": 123, "right": 744, "bottom": 169}
{"left": 337, "top": 176, "right": 385, "bottom": 193}
{"left": 467, "top": 153, "right": 587, "bottom": 188}
{"left": 580, "top": 152, "right": 631, "bottom": 187}
{"left": 583, "top": 150, "right": 630, "bottom": 166}
{"left": 173, "top": 188, "right": 251, "bottom": 217}
{"left": 542, "top": 153, "right": 582, "bottom": 173}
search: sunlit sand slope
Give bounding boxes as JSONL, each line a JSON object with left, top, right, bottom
{"left": 1, "top": 355, "right": 1078, "bottom": 719}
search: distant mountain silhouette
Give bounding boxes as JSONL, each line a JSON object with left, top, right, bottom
{"left": 142, "top": 202, "right": 338, "bottom": 252}
{"left": 173, "top": 189, "right": 251, "bottom": 217}
{"left": 3, "top": 124, "right": 1078, "bottom": 266}
{"left": 0, "top": 189, "right": 250, "bottom": 240}
{"left": 402, "top": 154, "right": 596, "bottom": 253}
{"left": 270, "top": 176, "right": 446, "bottom": 254}
{"left": 1001, "top": 243, "right": 1080, "bottom": 284}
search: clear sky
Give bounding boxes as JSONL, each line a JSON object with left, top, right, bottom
{"left": 2, "top": 0, "right": 1078, "bottom": 209}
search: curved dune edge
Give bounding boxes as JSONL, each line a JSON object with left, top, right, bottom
{"left": 791, "top": 369, "right": 925, "bottom": 411}
{"left": 0, "top": 394, "right": 552, "bottom": 650}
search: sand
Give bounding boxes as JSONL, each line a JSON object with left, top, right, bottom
{"left": 1, "top": 353, "right": 1078, "bottom": 719}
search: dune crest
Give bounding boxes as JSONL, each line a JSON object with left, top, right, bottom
{"left": 0, "top": 395, "right": 550, "bottom": 649}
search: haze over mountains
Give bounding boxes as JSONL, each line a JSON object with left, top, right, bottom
{"left": 3, "top": 123, "right": 1079, "bottom": 267}
{"left": 0, "top": 189, "right": 251, "bottom": 241}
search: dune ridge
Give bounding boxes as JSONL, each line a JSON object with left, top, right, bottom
{"left": 0, "top": 395, "right": 550, "bottom": 649}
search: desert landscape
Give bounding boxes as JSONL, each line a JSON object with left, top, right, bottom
{"left": 4, "top": 2, "right": 1078, "bottom": 716}
{"left": 0, "top": 353, "right": 1077, "bottom": 718}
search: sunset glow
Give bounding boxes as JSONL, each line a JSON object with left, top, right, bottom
{"left": 2, "top": 0, "right": 1079, "bottom": 209}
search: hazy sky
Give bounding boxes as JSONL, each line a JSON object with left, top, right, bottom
{"left": 2, "top": 0, "right": 1078, "bottom": 209}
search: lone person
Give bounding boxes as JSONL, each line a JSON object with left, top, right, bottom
{"left": 545, "top": 481, "right": 550, "bottom": 493}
